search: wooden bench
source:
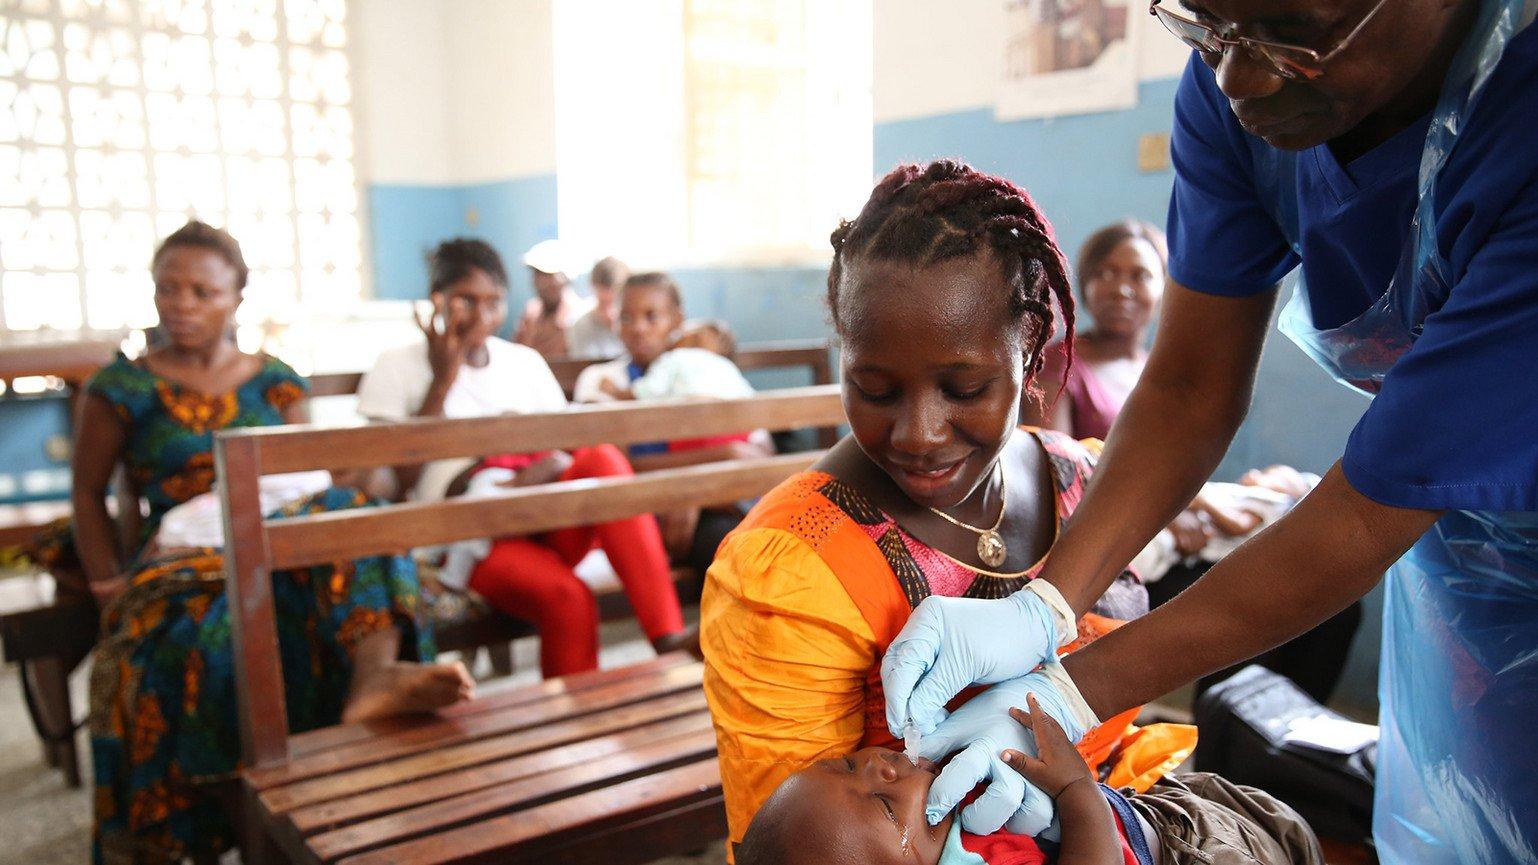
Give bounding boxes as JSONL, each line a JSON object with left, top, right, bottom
{"left": 0, "top": 338, "right": 837, "bottom": 787}
{"left": 215, "top": 387, "right": 846, "bottom": 864}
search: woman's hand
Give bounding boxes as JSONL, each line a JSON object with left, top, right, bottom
{"left": 89, "top": 575, "right": 129, "bottom": 611}
{"left": 882, "top": 581, "right": 1075, "bottom": 738}
{"left": 598, "top": 378, "right": 634, "bottom": 400}
{"left": 916, "top": 664, "right": 1095, "bottom": 835}
{"left": 1166, "top": 507, "right": 1212, "bottom": 556}
{"left": 498, "top": 452, "right": 575, "bottom": 488}
{"left": 1239, "top": 464, "right": 1316, "bottom": 499}
{"left": 415, "top": 297, "right": 473, "bottom": 391}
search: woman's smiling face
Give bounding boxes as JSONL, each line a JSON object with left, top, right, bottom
{"left": 837, "top": 250, "right": 1033, "bottom": 510}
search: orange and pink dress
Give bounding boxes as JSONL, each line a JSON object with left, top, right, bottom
{"left": 702, "top": 429, "right": 1194, "bottom": 847}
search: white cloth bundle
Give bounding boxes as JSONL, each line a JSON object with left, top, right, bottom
{"left": 154, "top": 470, "right": 333, "bottom": 549}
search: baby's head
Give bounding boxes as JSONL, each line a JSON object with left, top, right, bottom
{"left": 673, "top": 318, "right": 737, "bottom": 359}
{"left": 736, "top": 748, "right": 952, "bottom": 865}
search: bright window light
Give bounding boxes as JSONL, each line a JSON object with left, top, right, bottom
{"left": 0, "top": 0, "right": 360, "bottom": 334}
{"left": 555, "top": 0, "right": 872, "bottom": 267}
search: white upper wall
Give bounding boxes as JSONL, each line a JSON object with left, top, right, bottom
{"left": 351, "top": 0, "right": 455, "bottom": 184}
{"left": 444, "top": 0, "right": 559, "bottom": 182}
{"left": 354, "top": 0, "right": 1183, "bottom": 181}
{"left": 349, "top": 0, "right": 557, "bottom": 185}
{"left": 873, "top": 0, "right": 1191, "bottom": 123}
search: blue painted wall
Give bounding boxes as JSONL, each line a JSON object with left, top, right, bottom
{"left": 875, "top": 80, "right": 1183, "bottom": 275}
{"left": 0, "top": 398, "right": 73, "bottom": 504}
{"left": 368, "top": 175, "right": 561, "bottom": 303}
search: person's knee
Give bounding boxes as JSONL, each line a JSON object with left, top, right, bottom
{"left": 569, "top": 443, "right": 635, "bottom": 478}
{"left": 536, "top": 573, "right": 599, "bottom": 623}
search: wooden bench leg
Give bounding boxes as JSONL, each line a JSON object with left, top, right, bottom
{"left": 228, "top": 784, "right": 285, "bottom": 865}
{"left": 20, "top": 656, "right": 81, "bottom": 788}
{"left": 487, "top": 642, "right": 515, "bottom": 678}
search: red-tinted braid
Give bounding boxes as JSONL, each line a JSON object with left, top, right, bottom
{"left": 827, "top": 160, "right": 1075, "bottom": 385}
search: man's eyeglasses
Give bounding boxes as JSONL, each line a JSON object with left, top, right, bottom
{"left": 1148, "top": 0, "right": 1391, "bottom": 80}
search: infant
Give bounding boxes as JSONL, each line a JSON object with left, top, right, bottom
{"left": 736, "top": 696, "right": 1323, "bottom": 865}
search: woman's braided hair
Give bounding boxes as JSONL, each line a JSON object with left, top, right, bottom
{"left": 827, "top": 160, "right": 1074, "bottom": 380}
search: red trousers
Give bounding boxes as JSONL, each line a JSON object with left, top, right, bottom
{"left": 468, "top": 444, "right": 685, "bottom": 678}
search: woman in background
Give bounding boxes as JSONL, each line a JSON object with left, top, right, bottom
{"left": 358, "top": 239, "right": 690, "bottom": 679}
{"left": 77, "top": 221, "right": 468, "bottom": 865}
{"left": 1022, "top": 219, "right": 1166, "bottom": 440}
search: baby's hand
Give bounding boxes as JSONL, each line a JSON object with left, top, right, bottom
{"left": 1000, "top": 693, "right": 1094, "bottom": 800}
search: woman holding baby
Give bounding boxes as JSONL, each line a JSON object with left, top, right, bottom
{"left": 701, "top": 161, "right": 1174, "bottom": 851}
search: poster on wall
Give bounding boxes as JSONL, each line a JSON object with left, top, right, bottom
{"left": 996, "top": 0, "right": 1140, "bottom": 121}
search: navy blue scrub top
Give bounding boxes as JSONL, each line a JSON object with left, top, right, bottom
{"left": 1165, "top": 26, "right": 1538, "bottom": 513}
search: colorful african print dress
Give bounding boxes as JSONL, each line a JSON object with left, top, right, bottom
{"left": 82, "top": 354, "right": 433, "bottom": 865}
{"left": 701, "top": 429, "right": 1157, "bottom": 847}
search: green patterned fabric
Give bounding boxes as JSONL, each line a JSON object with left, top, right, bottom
{"left": 81, "top": 355, "right": 433, "bottom": 864}
{"left": 85, "top": 352, "right": 309, "bottom": 547}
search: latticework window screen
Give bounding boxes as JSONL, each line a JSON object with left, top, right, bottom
{"left": 0, "top": 0, "right": 360, "bottom": 335}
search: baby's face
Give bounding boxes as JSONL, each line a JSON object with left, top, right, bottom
{"left": 781, "top": 748, "right": 952, "bottom": 865}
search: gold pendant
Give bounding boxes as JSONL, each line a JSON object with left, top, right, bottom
{"left": 977, "top": 530, "right": 1007, "bottom": 568}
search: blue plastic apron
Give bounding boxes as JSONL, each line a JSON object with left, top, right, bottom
{"left": 1250, "top": 0, "right": 1538, "bottom": 861}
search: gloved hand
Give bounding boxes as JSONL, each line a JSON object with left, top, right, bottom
{"left": 882, "top": 580, "right": 1077, "bottom": 738}
{"left": 917, "top": 663, "right": 1098, "bottom": 836}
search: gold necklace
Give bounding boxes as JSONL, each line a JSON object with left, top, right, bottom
{"left": 927, "top": 466, "right": 1008, "bottom": 567}
{"left": 929, "top": 544, "right": 1039, "bottom": 580}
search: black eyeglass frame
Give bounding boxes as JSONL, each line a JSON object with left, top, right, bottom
{"left": 1148, "top": 0, "right": 1393, "bottom": 80}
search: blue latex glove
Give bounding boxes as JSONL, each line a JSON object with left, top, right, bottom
{"left": 882, "top": 584, "right": 1070, "bottom": 738}
{"left": 916, "top": 665, "right": 1093, "bottom": 836}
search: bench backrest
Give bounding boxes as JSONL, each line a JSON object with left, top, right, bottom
{"left": 214, "top": 386, "right": 846, "bottom": 768}
{"left": 316, "top": 339, "right": 837, "bottom": 445}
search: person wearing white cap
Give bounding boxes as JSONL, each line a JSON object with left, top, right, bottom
{"left": 514, "top": 239, "right": 591, "bottom": 359}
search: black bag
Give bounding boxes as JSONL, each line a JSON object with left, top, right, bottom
{"left": 1194, "top": 664, "right": 1376, "bottom": 844}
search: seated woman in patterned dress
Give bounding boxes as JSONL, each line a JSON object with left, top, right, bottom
{"left": 72, "top": 221, "right": 473, "bottom": 865}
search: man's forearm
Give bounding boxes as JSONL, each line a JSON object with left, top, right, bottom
{"left": 1063, "top": 465, "right": 1440, "bottom": 718}
{"left": 1040, "top": 285, "right": 1276, "bottom": 615}
{"left": 1045, "top": 371, "right": 1249, "bottom": 614}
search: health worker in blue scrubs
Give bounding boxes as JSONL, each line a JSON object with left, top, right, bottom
{"left": 880, "top": 0, "right": 1538, "bottom": 862}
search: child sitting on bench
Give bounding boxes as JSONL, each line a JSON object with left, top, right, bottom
{"left": 572, "top": 273, "right": 772, "bottom": 570}
{"left": 736, "top": 692, "right": 1323, "bottom": 865}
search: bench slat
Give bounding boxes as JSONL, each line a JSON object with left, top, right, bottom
{"left": 247, "top": 662, "right": 704, "bottom": 790}
{"left": 285, "top": 653, "right": 695, "bottom": 758}
{"left": 235, "top": 385, "right": 843, "bottom": 475}
{"left": 287, "top": 708, "right": 712, "bottom": 833}
{"left": 334, "top": 757, "right": 722, "bottom": 865}
{"left": 303, "top": 723, "right": 718, "bottom": 860}
{"left": 525, "top": 794, "right": 727, "bottom": 865}
{"left": 266, "top": 451, "right": 820, "bottom": 569}
{"left": 268, "top": 691, "right": 710, "bottom": 814}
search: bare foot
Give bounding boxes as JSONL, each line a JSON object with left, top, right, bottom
{"left": 342, "top": 660, "right": 475, "bottom": 723}
{"left": 652, "top": 625, "right": 702, "bottom": 660}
